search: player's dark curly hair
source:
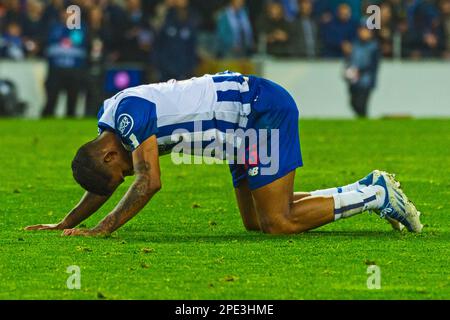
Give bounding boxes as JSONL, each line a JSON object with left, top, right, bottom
{"left": 71, "top": 141, "right": 113, "bottom": 196}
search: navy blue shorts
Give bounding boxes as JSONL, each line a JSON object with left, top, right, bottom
{"left": 229, "top": 77, "right": 303, "bottom": 190}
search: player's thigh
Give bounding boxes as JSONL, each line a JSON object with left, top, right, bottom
{"left": 234, "top": 179, "right": 260, "bottom": 231}
{"left": 251, "top": 170, "right": 295, "bottom": 233}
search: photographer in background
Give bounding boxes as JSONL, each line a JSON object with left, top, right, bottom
{"left": 344, "top": 24, "right": 380, "bottom": 118}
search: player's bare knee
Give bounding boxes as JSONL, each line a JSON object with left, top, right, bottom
{"left": 150, "top": 180, "right": 162, "bottom": 193}
{"left": 154, "top": 182, "right": 162, "bottom": 192}
{"left": 243, "top": 222, "right": 260, "bottom": 232}
{"left": 262, "top": 224, "right": 297, "bottom": 234}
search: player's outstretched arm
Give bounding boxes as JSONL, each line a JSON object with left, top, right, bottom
{"left": 63, "top": 135, "right": 161, "bottom": 237}
{"left": 25, "top": 192, "right": 111, "bottom": 231}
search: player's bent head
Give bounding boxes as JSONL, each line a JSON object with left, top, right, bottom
{"left": 71, "top": 138, "right": 124, "bottom": 196}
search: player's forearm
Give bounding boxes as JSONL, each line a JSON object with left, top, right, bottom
{"left": 60, "top": 192, "right": 110, "bottom": 228}
{"left": 92, "top": 177, "right": 160, "bottom": 234}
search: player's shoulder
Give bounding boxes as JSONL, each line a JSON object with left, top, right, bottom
{"left": 115, "top": 96, "right": 158, "bottom": 151}
{"left": 115, "top": 96, "right": 156, "bottom": 124}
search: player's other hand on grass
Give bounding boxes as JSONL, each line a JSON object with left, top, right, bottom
{"left": 24, "top": 223, "right": 66, "bottom": 231}
{"left": 62, "top": 228, "right": 106, "bottom": 237}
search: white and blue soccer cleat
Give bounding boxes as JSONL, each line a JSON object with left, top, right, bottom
{"left": 372, "top": 172, "right": 423, "bottom": 233}
{"left": 359, "top": 170, "right": 405, "bottom": 231}
{"left": 358, "top": 170, "right": 384, "bottom": 189}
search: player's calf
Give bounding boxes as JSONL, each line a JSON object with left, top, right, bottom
{"left": 257, "top": 196, "right": 335, "bottom": 235}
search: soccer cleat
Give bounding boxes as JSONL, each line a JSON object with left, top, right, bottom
{"left": 358, "top": 170, "right": 382, "bottom": 187}
{"left": 359, "top": 170, "right": 404, "bottom": 231}
{"left": 359, "top": 170, "right": 399, "bottom": 188}
{"left": 373, "top": 173, "right": 423, "bottom": 233}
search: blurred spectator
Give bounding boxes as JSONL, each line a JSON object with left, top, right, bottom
{"left": 121, "top": 0, "right": 154, "bottom": 63}
{"left": 21, "top": 0, "right": 46, "bottom": 57}
{"left": 439, "top": 0, "right": 450, "bottom": 58}
{"left": 313, "top": 0, "right": 360, "bottom": 21}
{"left": 42, "top": 0, "right": 65, "bottom": 26}
{"left": 216, "top": 0, "right": 253, "bottom": 58}
{"left": 155, "top": 0, "right": 199, "bottom": 81}
{"left": 98, "top": 0, "right": 126, "bottom": 62}
{"left": 84, "top": 5, "right": 113, "bottom": 117}
{"left": 41, "top": 9, "right": 89, "bottom": 117}
{"left": 372, "top": 2, "right": 396, "bottom": 58}
{"left": 1, "top": 0, "right": 450, "bottom": 65}
{"left": 398, "top": 15, "right": 417, "bottom": 57}
{"left": 291, "top": 0, "right": 320, "bottom": 58}
{"left": 153, "top": 0, "right": 175, "bottom": 32}
{"left": 277, "top": 0, "right": 299, "bottom": 22}
{"left": 344, "top": 25, "right": 380, "bottom": 118}
{"left": 386, "top": 0, "right": 406, "bottom": 22}
{"left": 87, "top": 5, "right": 112, "bottom": 65}
{"left": 407, "top": 0, "right": 444, "bottom": 58}
{"left": 3, "top": 0, "right": 22, "bottom": 23}
{"left": 1, "top": 20, "right": 25, "bottom": 60}
{"left": 320, "top": 3, "right": 358, "bottom": 57}
{"left": 1, "top": 0, "right": 450, "bottom": 119}
{"left": 0, "top": 3, "right": 6, "bottom": 32}
{"left": 406, "top": 0, "right": 438, "bottom": 31}
{"left": 339, "top": 0, "right": 362, "bottom": 21}
{"left": 257, "top": 1, "right": 294, "bottom": 57}
{"left": 244, "top": 0, "right": 266, "bottom": 33}
{"left": 312, "top": 0, "right": 334, "bottom": 21}
{"left": 189, "top": 0, "right": 225, "bottom": 32}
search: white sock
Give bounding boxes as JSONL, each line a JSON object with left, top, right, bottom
{"left": 310, "top": 181, "right": 361, "bottom": 196}
{"left": 332, "top": 185, "right": 385, "bottom": 220}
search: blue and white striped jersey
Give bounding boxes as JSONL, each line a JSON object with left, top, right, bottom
{"left": 97, "top": 72, "right": 257, "bottom": 153}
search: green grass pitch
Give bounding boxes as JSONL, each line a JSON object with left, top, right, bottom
{"left": 0, "top": 118, "right": 449, "bottom": 300}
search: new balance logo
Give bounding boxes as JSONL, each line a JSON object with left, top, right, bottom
{"left": 248, "top": 167, "right": 259, "bottom": 176}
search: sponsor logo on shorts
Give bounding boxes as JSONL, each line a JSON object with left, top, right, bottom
{"left": 248, "top": 167, "right": 259, "bottom": 176}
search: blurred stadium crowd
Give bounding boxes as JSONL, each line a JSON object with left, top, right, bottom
{"left": 0, "top": 0, "right": 449, "bottom": 117}
{"left": 2, "top": 0, "right": 450, "bottom": 62}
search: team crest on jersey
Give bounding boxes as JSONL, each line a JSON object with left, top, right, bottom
{"left": 248, "top": 167, "right": 259, "bottom": 177}
{"left": 117, "top": 114, "right": 134, "bottom": 136}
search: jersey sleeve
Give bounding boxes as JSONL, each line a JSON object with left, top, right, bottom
{"left": 114, "top": 96, "right": 158, "bottom": 151}
{"left": 97, "top": 104, "right": 113, "bottom": 134}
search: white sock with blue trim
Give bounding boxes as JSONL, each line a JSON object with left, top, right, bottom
{"left": 310, "top": 182, "right": 361, "bottom": 196}
{"left": 332, "top": 186, "right": 385, "bottom": 220}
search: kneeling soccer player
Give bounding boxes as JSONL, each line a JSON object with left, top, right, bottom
{"left": 25, "top": 72, "right": 423, "bottom": 236}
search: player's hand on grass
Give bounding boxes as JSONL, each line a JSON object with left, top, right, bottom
{"left": 62, "top": 228, "right": 107, "bottom": 237}
{"left": 24, "top": 223, "right": 66, "bottom": 231}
